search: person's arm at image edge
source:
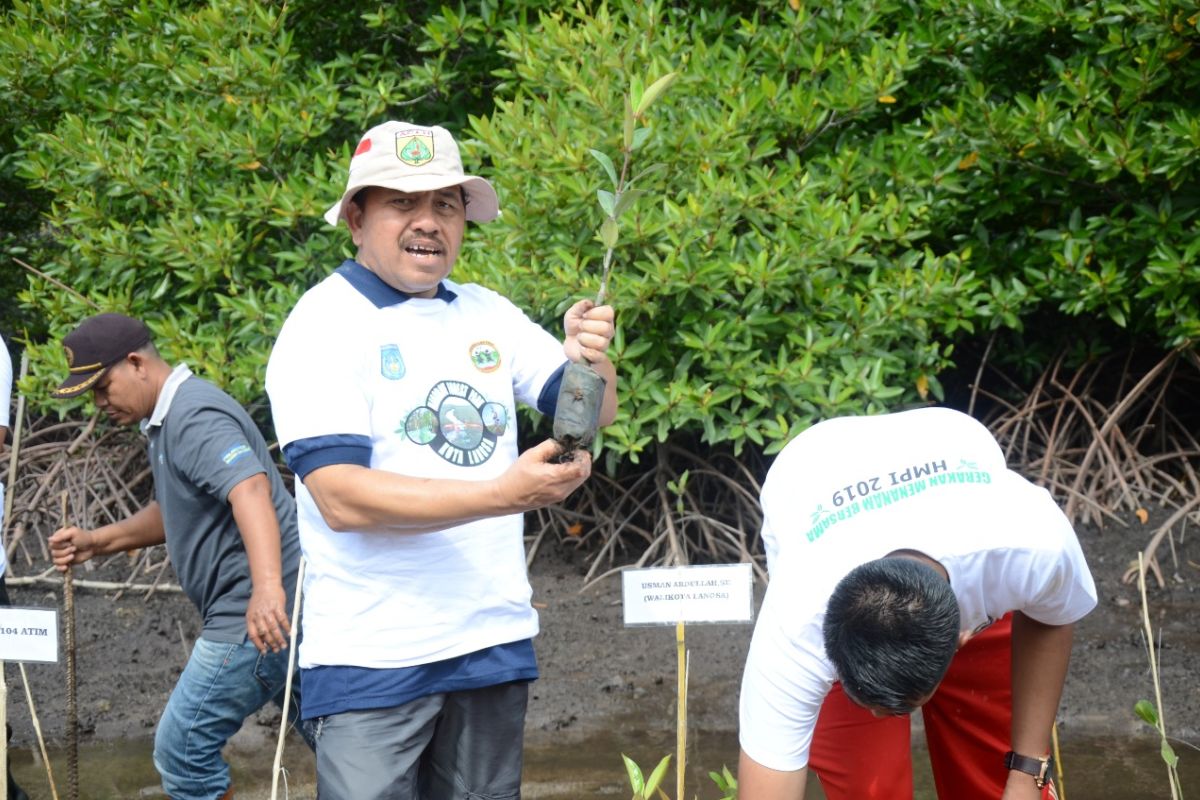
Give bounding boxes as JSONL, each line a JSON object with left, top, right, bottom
{"left": 1003, "top": 612, "right": 1074, "bottom": 799}
{"left": 49, "top": 501, "right": 167, "bottom": 567}
{"left": 738, "top": 749, "right": 808, "bottom": 800}
{"left": 227, "top": 472, "right": 291, "bottom": 654}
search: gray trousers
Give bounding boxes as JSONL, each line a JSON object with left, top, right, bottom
{"left": 315, "top": 681, "right": 528, "bottom": 800}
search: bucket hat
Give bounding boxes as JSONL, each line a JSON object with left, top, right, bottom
{"left": 324, "top": 121, "right": 500, "bottom": 226}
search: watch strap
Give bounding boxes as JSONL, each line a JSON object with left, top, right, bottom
{"left": 1004, "top": 750, "right": 1053, "bottom": 789}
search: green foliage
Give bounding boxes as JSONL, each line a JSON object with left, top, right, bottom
{"left": 468, "top": 2, "right": 986, "bottom": 460}
{"left": 3, "top": 0, "right": 1197, "bottom": 460}
{"left": 590, "top": 70, "right": 677, "bottom": 300}
{"left": 0, "top": 0, "right": 530, "bottom": 404}
{"left": 465, "top": 0, "right": 1199, "bottom": 460}
{"left": 622, "top": 753, "right": 671, "bottom": 800}
{"left": 1134, "top": 697, "right": 1182, "bottom": 774}
{"left": 709, "top": 764, "right": 738, "bottom": 800}
{"left": 619, "top": 754, "right": 739, "bottom": 800}
{"left": 910, "top": 1, "right": 1200, "bottom": 347}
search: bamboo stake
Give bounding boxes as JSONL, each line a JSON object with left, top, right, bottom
{"left": 675, "top": 621, "right": 686, "bottom": 800}
{"left": 1051, "top": 721, "right": 1065, "bottom": 799}
{"left": 3, "top": 353, "right": 29, "bottom": 543}
{"left": 1137, "top": 553, "right": 1183, "bottom": 800}
{"left": 0, "top": 352, "right": 19, "bottom": 800}
{"left": 18, "top": 663, "right": 59, "bottom": 800}
{"left": 0, "top": 656, "right": 5, "bottom": 800}
{"left": 271, "top": 556, "right": 306, "bottom": 800}
{"left": 60, "top": 492, "right": 78, "bottom": 800}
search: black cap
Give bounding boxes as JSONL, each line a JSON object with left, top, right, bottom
{"left": 53, "top": 313, "right": 152, "bottom": 398}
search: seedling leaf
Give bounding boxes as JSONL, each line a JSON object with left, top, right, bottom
{"left": 600, "top": 217, "right": 619, "bottom": 249}
{"left": 634, "top": 71, "right": 678, "bottom": 116}
{"left": 632, "top": 126, "right": 653, "bottom": 151}
{"left": 621, "top": 753, "right": 644, "bottom": 795}
{"left": 613, "top": 188, "right": 645, "bottom": 219}
{"left": 1161, "top": 739, "right": 1179, "bottom": 768}
{"left": 624, "top": 95, "right": 635, "bottom": 151}
{"left": 628, "top": 162, "right": 667, "bottom": 187}
{"left": 630, "top": 74, "right": 645, "bottom": 116}
{"left": 643, "top": 755, "right": 672, "bottom": 798}
{"left": 1134, "top": 699, "right": 1159, "bottom": 726}
{"left": 597, "top": 189, "right": 616, "bottom": 217}
{"left": 589, "top": 148, "right": 618, "bottom": 186}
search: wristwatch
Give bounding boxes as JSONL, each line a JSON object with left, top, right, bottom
{"left": 1004, "top": 750, "right": 1054, "bottom": 789}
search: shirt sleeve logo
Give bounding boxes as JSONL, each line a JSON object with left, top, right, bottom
{"left": 221, "top": 443, "right": 252, "bottom": 465}
{"left": 380, "top": 344, "right": 406, "bottom": 380}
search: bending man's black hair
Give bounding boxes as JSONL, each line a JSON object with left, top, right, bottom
{"left": 822, "top": 556, "right": 960, "bottom": 714}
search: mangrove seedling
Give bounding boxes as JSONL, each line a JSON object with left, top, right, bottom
{"left": 552, "top": 71, "right": 678, "bottom": 457}
{"left": 622, "top": 753, "right": 672, "bottom": 800}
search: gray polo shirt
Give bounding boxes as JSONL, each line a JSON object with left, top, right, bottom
{"left": 144, "top": 366, "right": 301, "bottom": 643}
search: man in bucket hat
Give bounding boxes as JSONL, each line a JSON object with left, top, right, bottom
{"left": 265, "top": 121, "right": 618, "bottom": 798}
{"left": 49, "top": 313, "right": 313, "bottom": 800}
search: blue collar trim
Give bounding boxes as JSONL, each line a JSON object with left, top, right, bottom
{"left": 335, "top": 260, "right": 457, "bottom": 308}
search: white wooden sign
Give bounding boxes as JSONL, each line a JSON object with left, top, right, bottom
{"left": 0, "top": 607, "right": 60, "bottom": 663}
{"left": 622, "top": 563, "right": 754, "bottom": 626}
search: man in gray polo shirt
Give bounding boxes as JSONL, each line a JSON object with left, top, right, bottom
{"left": 48, "top": 313, "right": 310, "bottom": 800}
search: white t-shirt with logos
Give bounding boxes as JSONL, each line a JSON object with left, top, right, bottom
{"left": 739, "top": 407, "right": 1097, "bottom": 772}
{"left": 267, "top": 270, "right": 566, "bottom": 670}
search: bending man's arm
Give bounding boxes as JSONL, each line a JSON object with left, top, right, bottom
{"left": 737, "top": 750, "right": 807, "bottom": 800}
{"left": 227, "top": 473, "right": 291, "bottom": 654}
{"left": 49, "top": 501, "right": 167, "bottom": 568}
{"left": 304, "top": 438, "right": 592, "bottom": 534}
{"left": 1003, "top": 612, "right": 1074, "bottom": 800}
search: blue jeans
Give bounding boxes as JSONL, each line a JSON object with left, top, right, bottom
{"left": 153, "top": 636, "right": 314, "bottom": 800}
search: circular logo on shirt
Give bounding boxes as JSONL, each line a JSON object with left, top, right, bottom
{"left": 404, "top": 380, "right": 508, "bottom": 466}
{"left": 469, "top": 341, "right": 501, "bottom": 373}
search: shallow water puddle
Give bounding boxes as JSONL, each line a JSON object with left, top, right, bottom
{"left": 8, "top": 730, "right": 1195, "bottom": 799}
{"left": 524, "top": 729, "right": 1200, "bottom": 799}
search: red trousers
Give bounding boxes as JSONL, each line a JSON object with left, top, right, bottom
{"left": 809, "top": 614, "right": 1056, "bottom": 799}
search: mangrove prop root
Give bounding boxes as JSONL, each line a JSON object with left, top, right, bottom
{"left": 4, "top": 346, "right": 1198, "bottom": 598}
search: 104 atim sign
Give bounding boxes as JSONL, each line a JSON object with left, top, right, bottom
{"left": 0, "top": 607, "right": 60, "bottom": 663}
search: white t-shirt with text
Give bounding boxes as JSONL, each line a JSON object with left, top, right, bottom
{"left": 739, "top": 408, "right": 1097, "bottom": 772}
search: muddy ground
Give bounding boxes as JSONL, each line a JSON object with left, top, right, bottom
{"left": 3, "top": 508, "right": 1198, "bottom": 791}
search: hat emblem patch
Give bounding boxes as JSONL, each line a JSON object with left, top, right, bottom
{"left": 396, "top": 131, "right": 434, "bottom": 166}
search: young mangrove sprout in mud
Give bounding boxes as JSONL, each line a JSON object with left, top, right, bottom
{"left": 551, "top": 71, "right": 678, "bottom": 459}
{"left": 1134, "top": 553, "right": 1185, "bottom": 800}
{"left": 622, "top": 753, "right": 671, "bottom": 800}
